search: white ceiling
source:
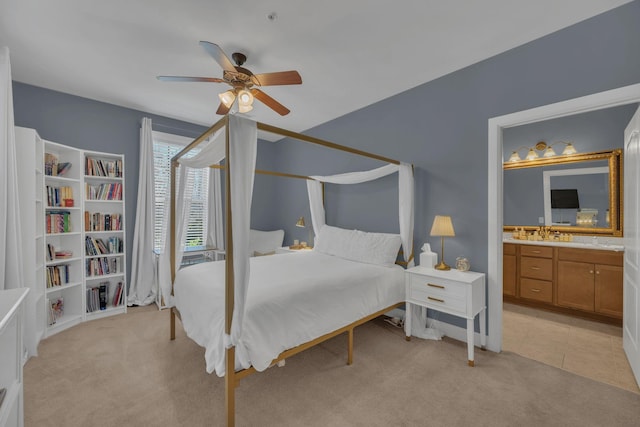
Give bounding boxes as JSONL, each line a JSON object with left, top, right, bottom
{"left": 0, "top": 0, "right": 632, "bottom": 140}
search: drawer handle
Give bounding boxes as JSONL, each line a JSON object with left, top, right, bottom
{"left": 530, "top": 289, "right": 541, "bottom": 293}
{"left": 427, "top": 283, "right": 445, "bottom": 289}
{"left": 530, "top": 266, "right": 541, "bottom": 270}
{"left": 530, "top": 250, "right": 541, "bottom": 254}
{"left": 428, "top": 296, "right": 445, "bottom": 303}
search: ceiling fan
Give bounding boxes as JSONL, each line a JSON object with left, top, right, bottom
{"left": 157, "top": 41, "right": 302, "bottom": 116}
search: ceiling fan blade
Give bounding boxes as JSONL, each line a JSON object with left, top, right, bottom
{"left": 157, "top": 76, "right": 226, "bottom": 83}
{"left": 251, "top": 89, "right": 290, "bottom": 116}
{"left": 199, "top": 41, "right": 237, "bottom": 72}
{"left": 216, "top": 102, "right": 231, "bottom": 115}
{"left": 251, "top": 71, "right": 302, "bottom": 86}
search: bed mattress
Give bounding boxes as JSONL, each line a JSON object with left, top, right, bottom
{"left": 173, "top": 250, "right": 405, "bottom": 376}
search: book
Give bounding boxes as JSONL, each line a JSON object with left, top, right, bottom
{"left": 99, "top": 283, "right": 108, "bottom": 310}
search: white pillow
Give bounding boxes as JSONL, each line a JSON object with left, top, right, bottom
{"left": 314, "top": 225, "right": 401, "bottom": 267}
{"left": 249, "top": 229, "right": 285, "bottom": 257}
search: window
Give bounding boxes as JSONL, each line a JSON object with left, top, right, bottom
{"left": 152, "top": 131, "right": 209, "bottom": 252}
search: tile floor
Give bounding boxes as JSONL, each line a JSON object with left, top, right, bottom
{"left": 503, "top": 303, "right": 639, "bottom": 394}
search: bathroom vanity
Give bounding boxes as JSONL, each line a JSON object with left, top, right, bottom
{"left": 504, "top": 240, "right": 623, "bottom": 324}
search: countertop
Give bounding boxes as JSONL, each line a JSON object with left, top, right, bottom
{"left": 503, "top": 238, "right": 624, "bottom": 252}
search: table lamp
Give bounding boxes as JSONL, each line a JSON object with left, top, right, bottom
{"left": 430, "top": 215, "right": 455, "bottom": 270}
{"left": 295, "top": 216, "right": 313, "bottom": 247}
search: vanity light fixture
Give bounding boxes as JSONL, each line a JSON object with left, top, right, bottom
{"left": 507, "top": 141, "right": 578, "bottom": 163}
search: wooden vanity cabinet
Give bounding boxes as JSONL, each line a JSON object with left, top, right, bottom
{"left": 504, "top": 243, "right": 623, "bottom": 324}
{"left": 557, "top": 247, "right": 623, "bottom": 319}
{"left": 503, "top": 243, "right": 517, "bottom": 296}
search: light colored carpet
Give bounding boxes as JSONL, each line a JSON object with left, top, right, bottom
{"left": 24, "top": 306, "right": 640, "bottom": 427}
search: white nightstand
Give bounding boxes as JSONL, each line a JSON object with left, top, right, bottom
{"left": 404, "top": 266, "right": 486, "bottom": 366}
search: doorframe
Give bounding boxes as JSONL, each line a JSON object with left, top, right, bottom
{"left": 486, "top": 83, "right": 640, "bottom": 352}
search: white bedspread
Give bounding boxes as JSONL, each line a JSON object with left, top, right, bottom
{"left": 173, "top": 251, "right": 405, "bottom": 376}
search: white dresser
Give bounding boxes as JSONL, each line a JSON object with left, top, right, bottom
{"left": 404, "top": 267, "right": 486, "bottom": 366}
{"left": 0, "top": 288, "right": 28, "bottom": 427}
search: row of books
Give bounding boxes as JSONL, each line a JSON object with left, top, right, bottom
{"left": 47, "top": 297, "right": 64, "bottom": 326}
{"left": 44, "top": 152, "right": 72, "bottom": 176}
{"left": 86, "top": 256, "right": 121, "bottom": 277}
{"left": 46, "top": 244, "right": 73, "bottom": 261}
{"left": 85, "top": 182, "right": 122, "bottom": 200}
{"left": 46, "top": 185, "right": 74, "bottom": 207}
{"left": 46, "top": 264, "right": 71, "bottom": 288}
{"left": 46, "top": 210, "right": 72, "bottom": 234}
{"left": 85, "top": 157, "right": 122, "bottom": 178}
{"left": 84, "top": 211, "right": 123, "bottom": 232}
{"left": 86, "top": 281, "right": 124, "bottom": 312}
{"left": 85, "top": 236, "right": 123, "bottom": 256}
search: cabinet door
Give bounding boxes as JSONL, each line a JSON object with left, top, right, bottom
{"left": 503, "top": 254, "right": 517, "bottom": 296}
{"left": 594, "top": 264, "right": 623, "bottom": 318}
{"left": 557, "top": 260, "right": 594, "bottom": 311}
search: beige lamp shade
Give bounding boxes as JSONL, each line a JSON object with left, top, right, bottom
{"left": 430, "top": 215, "right": 455, "bottom": 237}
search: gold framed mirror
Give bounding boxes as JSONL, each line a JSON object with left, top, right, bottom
{"left": 503, "top": 149, "right": 623, "bottom": 236}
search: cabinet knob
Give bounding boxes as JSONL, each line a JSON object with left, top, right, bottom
{"left": 595, "top": 271, "right": 600, "bottom": 275}
{"left": 589, "top": 270, "right": 594, "bottom": 274}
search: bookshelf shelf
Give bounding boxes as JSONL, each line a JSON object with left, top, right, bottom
{"left": 16, "top": 127, "right": 127, "bottom": 343}
{"left": 45, "top": 281, "right": 83, "bottom": 294}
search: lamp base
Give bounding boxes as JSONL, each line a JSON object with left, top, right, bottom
{"left": 434, "top": 261, "right": 451, "bottom": 271}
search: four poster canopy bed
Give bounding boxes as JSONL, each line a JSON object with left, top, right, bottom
{"left": 167, "top": 115, "right": 414, "bottom": 426}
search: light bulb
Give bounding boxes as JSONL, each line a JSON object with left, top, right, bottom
{"left": 525, "top": 148, "right": 538, "bottom": 160}
{"left": 237, "top": 89, "right": 254, "bottom": 107}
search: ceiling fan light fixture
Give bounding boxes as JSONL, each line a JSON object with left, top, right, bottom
{"left": 218, "top": 90, "right": 236, "bottom": 108}
{"left": 238, "top": 89, "right": 254, "bottom": 107}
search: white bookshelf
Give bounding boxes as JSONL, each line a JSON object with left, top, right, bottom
{"left": 83, "top": 150, "right": 127, "bottom": 319}
{"left": 15, "top": 127, "right": 127, "bottom": 343}
{"left": 43, "top": 139, "right": 84, "bottom": 336}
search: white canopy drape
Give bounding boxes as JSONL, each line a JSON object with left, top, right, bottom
{"left": 172, "top": 115, "right": 257, "bottom": 346}
{"left": 128, "top": 117, "right": 157, "bottom": 306}
{"left": 307, "top": 162, "right": 414, "bottom": 265}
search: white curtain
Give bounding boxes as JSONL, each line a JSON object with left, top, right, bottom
{"left": 207, "top": 166, "right": 224, "bottom": 250}
{"left": 0, "top": 46, "right": 23, "bottom": 292}
{"left": 128, "top": 117, "right": 157, "bottom": 306}
{"left": 307, "top": 162, "right": 414, "bottom": 264}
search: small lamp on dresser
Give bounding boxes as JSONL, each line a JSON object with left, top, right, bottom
{"left": 430, "top": 215, "right": 455, "bottom": 270}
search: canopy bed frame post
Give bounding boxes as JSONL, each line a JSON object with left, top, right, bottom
{"left": 170, "top": 159, "right": 178, "bottom": 341}
{"left": 223, "top": 119, "right": 237, "bottom": 427}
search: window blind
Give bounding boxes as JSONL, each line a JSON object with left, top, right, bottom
{"left": 152, "top": 136, "right": 209, "bottom": 252}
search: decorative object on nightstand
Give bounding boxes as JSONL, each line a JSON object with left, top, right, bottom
{"left": 295, "top": 216, "right": 314, "bottom": 248}
{"left": 430, "top": 215, "right": 455, "bottom": 270}
{"left": 419, "top": 243, "right": 438, "bottom": 268}
{"left": 456, "top": 256, "right": 470, "bottom": 271}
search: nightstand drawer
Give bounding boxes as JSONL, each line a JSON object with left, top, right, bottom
{"left": 409, "top": 285, "right": 467, "bottom": 313}
{"left": 409, "top": 275, "right": 467, "bottom": 299}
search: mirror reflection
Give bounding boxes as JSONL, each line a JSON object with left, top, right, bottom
{"left": 503, "top": 150, "right": 622, "bottom": 236}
